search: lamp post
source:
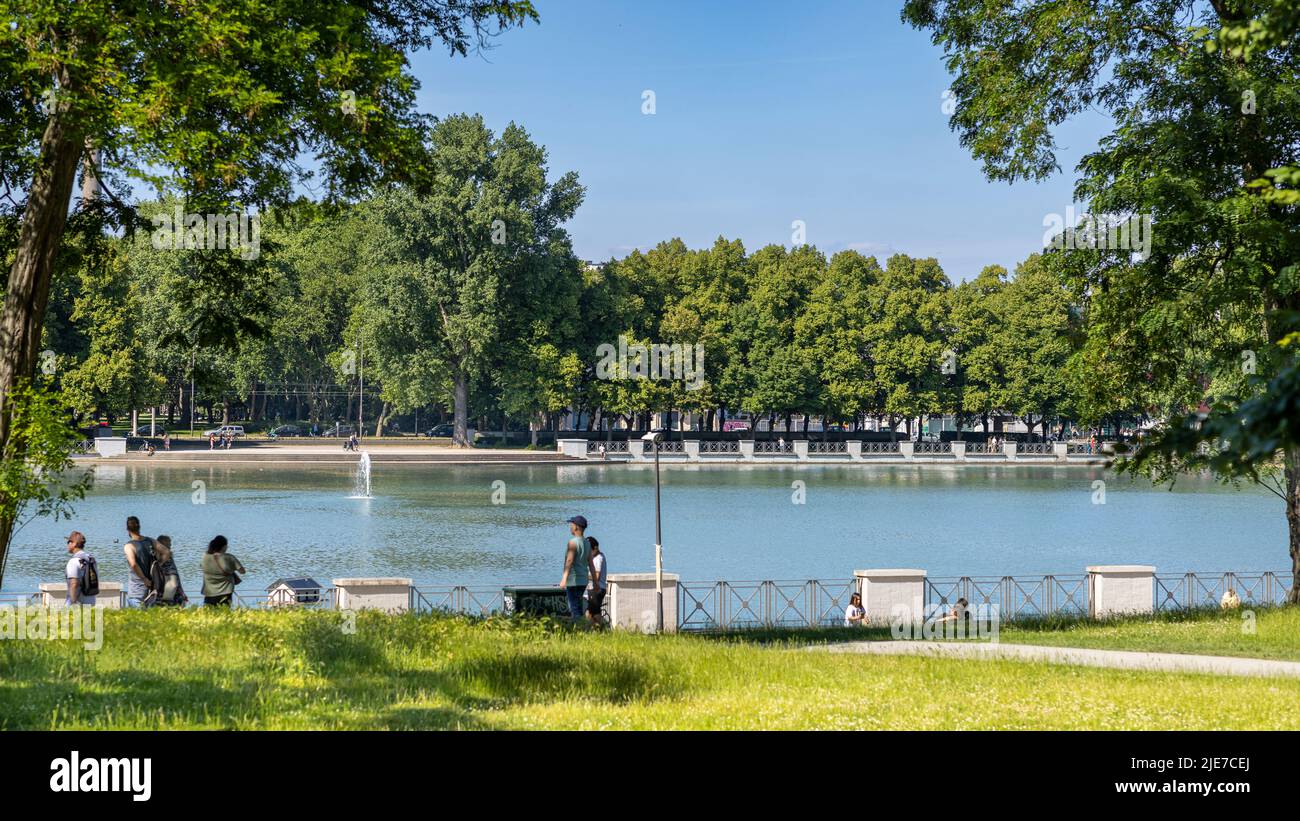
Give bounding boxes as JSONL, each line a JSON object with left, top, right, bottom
{"left": 640, "top": 428, "right": 666, "bottom": 632}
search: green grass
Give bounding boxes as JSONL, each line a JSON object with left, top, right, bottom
{"left": 997, "top": 605, "right": 1300, "bottom": 661}
{"left": 2, "top": 607, "right": 1299, "bottom": 730}
{"left": 717, "top": 606, "right": 1300, "bottom": 662}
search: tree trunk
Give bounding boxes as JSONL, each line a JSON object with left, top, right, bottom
{"left": 452, "top": 368, "right": 470, "bottom": 447}
{"left": 374, "top": 401, "right": 390, "bottom": 437}
{"left": 0, "top": 88, "right": 85, "bottom": 586}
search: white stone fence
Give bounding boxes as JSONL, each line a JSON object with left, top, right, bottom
{"left": 12, "top": 567, "right": 1290, "bottom": 633}
{"left": 559, "top": 439, "right": 1104, "bottom": 464}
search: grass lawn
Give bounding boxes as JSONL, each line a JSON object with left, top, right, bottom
{"left": 735, "top": 606, "right": 1300, "bottom": 662}
{"left": 2, "top": 607, "right": 1298, "bottom": 730}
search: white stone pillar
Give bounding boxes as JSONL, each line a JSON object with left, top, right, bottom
{"left": 333, "top": 578, "right": 412, "bottom": 613}
{"left": 846, "top": 441, "right": 863, "bottom": 461}
{"left": 1003, "top": 441, "right": 1018, "bottom": 460}
{"left": 608, "top": 573, "right": 678, "bottom": 633}
{"left": 1053, "top": 442, "right": 1069, "bottom": 461}
{"left": 854, "top": 569, "right": 927, "bottom": 626}
{"left": 951, "top": 441, "right": 967, "bottom": 461}
{"left": 627, "top": 440, "right": 647, "bottom": 461}
{"left": 684, "top": 440, "right": 701, "bottom": 462}
{"left": 40, "top": 582, "right": 123, "bottom": 608}
{"left": 738, "top": 440, "right": 755, "bottom": 461}
{"left": 93, "top": 437, "right": 128, "bottom": 457}
{"left": 899, "top": 441, "right": 915, "bottom": 461}
{"left": 557, "top": 439, "right": 588, "bottom": 459}
{"left": 793, "top": 440, "right": 809, "bottom": 460}
{"left": 1087, "top": 565, "right": 1155, "bottom": 618}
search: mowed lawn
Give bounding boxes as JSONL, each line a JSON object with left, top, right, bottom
{"left": 1, "top": 607, "right": 1298, "bottom": 730}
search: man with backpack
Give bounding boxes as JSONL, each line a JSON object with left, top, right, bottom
{"left": 65, "top": 531, "right": 98, "bottom": 606}
{"left": 123, "top": 516, "right": 156, "bottom": 607}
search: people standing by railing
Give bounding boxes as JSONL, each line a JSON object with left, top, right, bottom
{"left": 64, "top": 531, "right": 98, "bottom": 606}
{"left": 123, "top": 516, "right": 156, "bottom": 608}
{"left": 145, "top": 535, "right": 188, "bottom": 607}
{"left": 587, "top": 537, "right": 608, "bottom": 627}
{"left": 201, "top": 535, "right": 245, "bottom": 607}
{"left": 560, "top": 515, "right": 596, "bottom": 625}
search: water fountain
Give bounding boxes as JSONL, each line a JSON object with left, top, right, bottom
{"left": 351, "top": 451, "right": 372, "bottom": 498}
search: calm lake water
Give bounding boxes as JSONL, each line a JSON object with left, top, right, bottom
{"left": 1, "top": 462, "right": 1288, "bottom": 593}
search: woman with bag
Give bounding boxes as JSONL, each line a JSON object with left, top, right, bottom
{"left": 201, "top": 535, "right": 246, "bottom": 607}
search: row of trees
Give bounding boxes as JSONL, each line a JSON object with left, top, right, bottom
{"left": 41, "top": 151, "right": 1105, "bottom": 447}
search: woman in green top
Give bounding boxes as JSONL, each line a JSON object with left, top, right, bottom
{"left": 201, "top": 535, "right": 245, "bottom": 606}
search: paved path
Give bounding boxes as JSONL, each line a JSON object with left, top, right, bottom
{"left": 812, "top": 640, "right": 1300, "bottom": 679}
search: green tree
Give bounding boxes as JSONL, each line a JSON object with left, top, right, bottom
{"left": 360, "top": 115, "right": 582, "bottom": 446}
{"left": 903, "top": 0, "right": 1300, "bottom": 597}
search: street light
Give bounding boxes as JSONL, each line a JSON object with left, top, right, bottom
{"left": 641, "top": 428, "right": 666, "bottom": 632}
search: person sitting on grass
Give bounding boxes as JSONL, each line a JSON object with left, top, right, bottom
{"left": 1220, "top": 588, "right": 1241, "bottom": 610}
{"left": 844, "top": 592, "right": 866, "bottom": 627}
{"left": 935, "top": 597, "right": 969, "bottom": 623}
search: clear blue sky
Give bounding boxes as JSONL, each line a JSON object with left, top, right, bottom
{"left": 411, "top": 0, "right": 1111, "bottom": 281}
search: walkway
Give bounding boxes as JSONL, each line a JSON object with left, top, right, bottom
{"left": 812, "top": 640, "right": 1300, "bottom": 679}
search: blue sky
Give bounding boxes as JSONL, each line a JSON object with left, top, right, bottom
{"left": 411, "top": 0, "right": 1112, "bottom": 281}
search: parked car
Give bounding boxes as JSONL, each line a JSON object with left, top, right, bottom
{"left": 722, "top": 420, "right": 751, "bottom": 432}
{"left": 422, "top": 423, "right": 479, "bottom": 440}
{"left": 202, "top": 425, "right": 246, "bottom": 438}
{"left": 325, "top": 423, "right": 355, "bottom": 438}
{"left": 269, "top": 424, "right": 302, "bottom": 438}
{"left": 136, "top": 423, "right": 167, "bottom": 436}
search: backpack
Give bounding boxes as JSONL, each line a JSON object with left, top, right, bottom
{"left": 147, "top": 559, "right": 182, "bottom": 606}
{"left": 79, "top": 555, "right": 100, "bottom": 597}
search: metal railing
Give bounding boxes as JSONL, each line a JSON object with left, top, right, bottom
{"left": 1017, "top": 442, "right": 1054, "bottom": 455}
{"left": 913, "top": 441, "right": 952, "bottom": 454}
{"left": 861, "top": 441, "right": 901, "bottom": 455}
{"left": 651, "top": 441, "right": 684, "bottom": 454}
{"left": 963, "top": 442, "right": 992, "bottom": 454}
{"left": 926, "top": 575, "right": 1089, "bottom": 619}
{"left": 1066, "top": 443, "right": 1094, "bottom": 454}
{"left": 754, "top": 441, "right": 793, "bottom": 454}
{"left": 809, "top": 441, "right": 847, "bottom": 454}
{"left": 678, "top": 579, "right": 857, "bottom": 630}
{"left": 700, "top": 440, "right": 740, "bottom": 454}
{"left": 586, "top": 440, "right": 629, "bottom": 454}
{"left": 1154, "top": 571, "right": 1292, "bottom": 611}
{"left": 412, "top": 586, "right": 505, "bottom": 616}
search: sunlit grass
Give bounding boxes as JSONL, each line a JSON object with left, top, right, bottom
{"left": 1, "top": 607, "right": 1297, "bottom": 730}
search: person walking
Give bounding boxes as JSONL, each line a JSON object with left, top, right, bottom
{"left": 64, "top": 531, "right": 98, "bottom": 606}
{"left": 200, "top": 535, "right": 245, "bottom": 607}
{"left": 586, "top": 536, "right": 608, "bottom": 627}
{"left": 560, "top": 515, "right": 597, "bottom": 625}
{"left": 162, "top": 431, "right": 170, "bottom": 451}
{"left": 123, "top": 516, "right": 156, "bottom": 607}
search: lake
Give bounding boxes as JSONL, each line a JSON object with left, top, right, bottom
{"left": 0, "top": 461, "right": 1288, "bottom": 594}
